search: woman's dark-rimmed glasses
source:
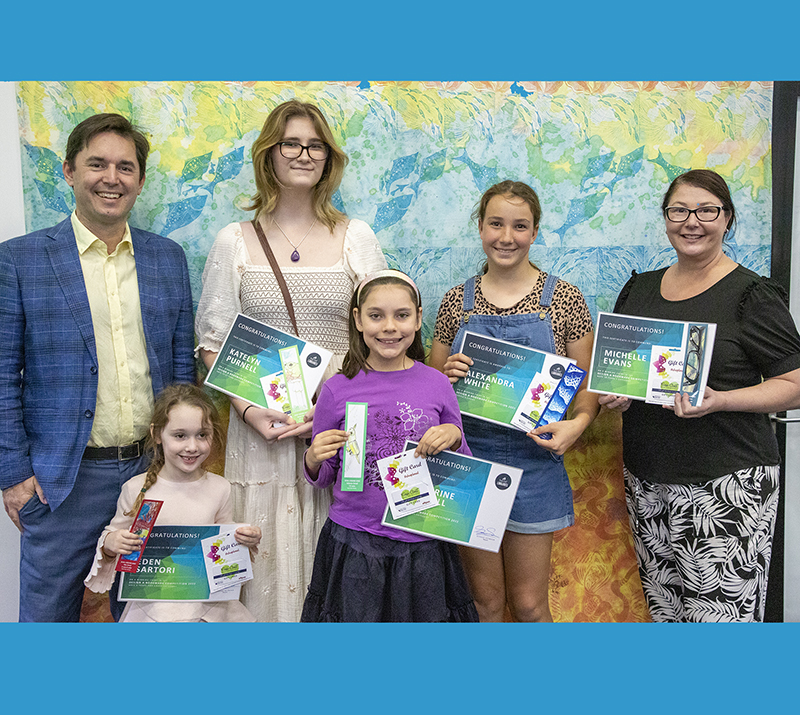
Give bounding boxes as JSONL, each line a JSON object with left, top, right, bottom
{"left": 278, "top": 142, "right": 329, "bottom": 161}
{"left": 665, "top": 206, "right": 724, "bottom": 222}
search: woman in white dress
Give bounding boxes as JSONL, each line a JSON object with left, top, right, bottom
{"left": 195, "top": 100, "right": 387, "bottom": 621}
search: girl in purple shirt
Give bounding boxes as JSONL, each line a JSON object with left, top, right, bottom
{"left": 301, "top": 270, "right": 478, "bottom": 622}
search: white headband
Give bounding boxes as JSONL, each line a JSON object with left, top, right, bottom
{"left": 356, "top": 269, "right": 420, "bottom": 303}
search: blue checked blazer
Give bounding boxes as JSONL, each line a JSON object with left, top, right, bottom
{"left": 0, "top": 218, "right": 196, "bottom": 510}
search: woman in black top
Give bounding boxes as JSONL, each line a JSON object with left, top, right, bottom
{"left": 600, "top": 169, "right": 800, "bottom": 622}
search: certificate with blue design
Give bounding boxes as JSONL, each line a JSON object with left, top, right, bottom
{"left": 119, "top": 524, "right": 240, "bottom": 602}
{"left": 454, "top": 331, "right": 584, "bottom": 432}
{"left": 587, "top": 312, "right": 716, "bottom": 407}
{"left": 381, "top": 441, "right": 522, "bottom": 552}
{"left": 205, "top": 313, "right": 332, "bottom": 422}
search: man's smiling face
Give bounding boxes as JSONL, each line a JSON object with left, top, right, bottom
{"left": 63, "top": 131, "right": 145, "bottom": 238}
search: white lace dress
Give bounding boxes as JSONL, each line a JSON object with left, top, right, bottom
{"left": 195, "top": 219, "right": 387, "bottom": 622}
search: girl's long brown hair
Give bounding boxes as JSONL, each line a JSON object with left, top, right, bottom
{"left": 245, "top": 99, "right": 348, "bottom": 232}
{"left": 473, "top": 180, "right": 542, "bottom": 275}
{"left": 341, "top": 276, "right": 425, "bottom": 379}
{"left": 125, "top": 384, "right": 225, "bottom": 517}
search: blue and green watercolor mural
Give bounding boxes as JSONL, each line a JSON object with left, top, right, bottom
{"left": 16, "top": 81, "right": 772, "bottom": 347}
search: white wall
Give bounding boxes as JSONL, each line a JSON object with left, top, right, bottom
{"left": 0, "top": 81, "right": 24, "bottom": 621}
{"left": 783, "top": 97, "right": 800, "bottom": 622}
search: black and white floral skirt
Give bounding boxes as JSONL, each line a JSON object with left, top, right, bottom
{"left": 300, "top": 519, "right": 479, "bottom": 623}
{"left": 624, "top": 465, "right": 780, "bottom": 623}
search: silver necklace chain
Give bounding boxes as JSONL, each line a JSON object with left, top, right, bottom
{"left": 272, "top": 217, "right": 316, "bottom": 262}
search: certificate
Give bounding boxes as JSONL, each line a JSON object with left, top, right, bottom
{"left": 454, "top": 330, "right": 581, "bottom": 431}
{"left": 204, "top": 313, "right": 332, "bottom": 421}
{"left": 381, "top": 441, "right": 522, "bottom": 552}
{"left": 587, "top": 311, "right": 716, "bottom": 407}
{"left": 119, "top": 524, "right": 241, "bottom": 602}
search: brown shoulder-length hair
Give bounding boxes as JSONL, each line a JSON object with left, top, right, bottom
{"left": 472, "top": 180, "right": 542, "bottom": 274}
{"left": 125, "top": 383, "right": 225, "bottom": 517}
{"left": 341, "top": 276, "right": 425, "bottom": 379}
{"left": 246, "top": 99, "right": 348, "bottom": 231}
{"left": 661, "top": 168, "right": 737, "bottom": 235}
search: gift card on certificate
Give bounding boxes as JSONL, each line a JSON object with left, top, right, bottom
{"left": 376, "top": 448, "right": 438, "bottom": 520}
{"left": 201, "top": 530, "right": 254, "bottom": 594}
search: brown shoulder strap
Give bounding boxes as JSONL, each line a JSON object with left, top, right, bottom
{"left": 251, "top": 219, "right": 300, "bottom": 337}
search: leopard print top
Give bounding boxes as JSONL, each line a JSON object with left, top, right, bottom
{"left": 433, "top": 272, "right": 593, "bottom": 356}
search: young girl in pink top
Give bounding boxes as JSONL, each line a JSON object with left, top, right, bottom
{"left": 85, "top": 384, "right": 261, "bottom": 622}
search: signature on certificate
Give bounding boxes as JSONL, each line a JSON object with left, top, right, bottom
{"left": 473, "top": 525, "right": 498, "bottom": 541}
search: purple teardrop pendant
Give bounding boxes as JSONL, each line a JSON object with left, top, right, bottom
{"left": 290, "top": 250, "right": 300, "bottom": 262}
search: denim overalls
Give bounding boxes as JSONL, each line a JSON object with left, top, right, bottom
{"left": 450, "top": 274, "right": 575, "bottom": 533}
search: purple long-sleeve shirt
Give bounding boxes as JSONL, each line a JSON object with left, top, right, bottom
{"left": 304, "top": 361, "right": 470, "bottom": 541}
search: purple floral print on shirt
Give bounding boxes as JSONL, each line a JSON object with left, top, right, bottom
{"left": 363, "top": 403, "right": 433, "bottom": 490}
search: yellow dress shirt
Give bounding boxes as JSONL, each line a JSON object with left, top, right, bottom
{"left": 72, "top": 213, "right": 154, "bottom": 447}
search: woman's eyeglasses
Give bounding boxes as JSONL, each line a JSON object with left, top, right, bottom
{"left": 664, "top": 206, "right": 724, "bottom": 222}
{"left": 278, "top": 142, "right": 329, "bottom": 161}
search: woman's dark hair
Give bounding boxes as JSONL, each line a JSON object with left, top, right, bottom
{"left": 661, "top": 169, "right": 736, "bottom": 234}
{"left": 341, "top": 276, "right": 425, "bottom": 379}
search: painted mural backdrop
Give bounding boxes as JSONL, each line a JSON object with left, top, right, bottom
{"left": 16, "top": 81, "right": 773, "bottom": 622}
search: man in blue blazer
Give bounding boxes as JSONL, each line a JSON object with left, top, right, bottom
{"left": 0, "top": 113, "right": 195, "bottom": 622}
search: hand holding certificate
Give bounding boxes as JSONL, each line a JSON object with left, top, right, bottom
{"left": 452, "top": 330, "right": 586, "bottom": 432}
{"left": 205, "top": 313, "right": 333, "bottom": 422}
{"left": 588, "top": 312, "right": 716, "bottom": 407}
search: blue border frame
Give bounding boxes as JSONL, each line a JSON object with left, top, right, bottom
{"left": 2, "top": 2, "right": 798, "bottom": 713}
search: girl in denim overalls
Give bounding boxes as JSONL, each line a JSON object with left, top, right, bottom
{"left": 430, "top": 181, "right": 599, "bottom": 622}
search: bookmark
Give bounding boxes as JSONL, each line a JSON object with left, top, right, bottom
{"left": 279, "top": 345, "right": 311, "bottom": 420}
{"left": 341, "top": 402, "right": 368, "bottom": 491}
{"left": 116, "top": 499, "right": 164, "bottom": 573}
{"left": 535, "top": 363, "right": 587, "bottom": 438}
